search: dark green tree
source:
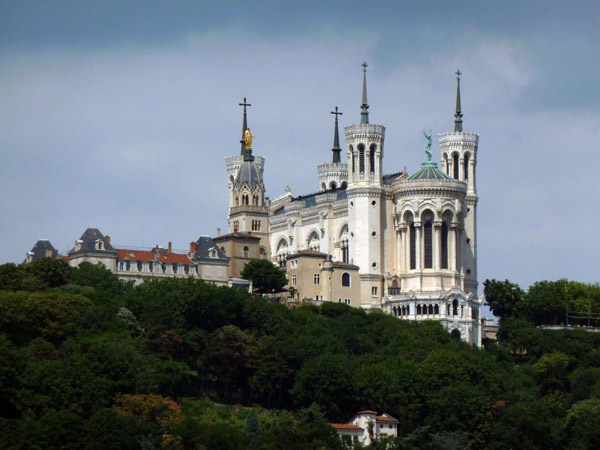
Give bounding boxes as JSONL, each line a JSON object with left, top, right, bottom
{"left": 483, "top": 279, "right": 524, "bottom": 322}
{"left": 241, "top": 260, "right": 287, "bottom": 294}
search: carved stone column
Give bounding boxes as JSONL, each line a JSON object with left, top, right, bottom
{"left": 414, "top": 222, "right": 421, "bottom": 270}
{"left": 434, "top": 221, "right": 442, "bottom": 269}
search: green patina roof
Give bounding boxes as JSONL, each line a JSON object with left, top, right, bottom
{"left": 406, "top": 161, "right": 454, "bottom": 181}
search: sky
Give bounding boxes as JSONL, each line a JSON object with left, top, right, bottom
{"left": 1, "top": 0, "right": 599, "bottom": 293}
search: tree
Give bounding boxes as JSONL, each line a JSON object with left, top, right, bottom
{"left": 566, "top": 399, "right": 600, "bottom": 449}
{"left": 483, "top": 279, "right": 524, "bottom": 322}
{"left": 241, "top": 260, "right": 287, "bottom": 294}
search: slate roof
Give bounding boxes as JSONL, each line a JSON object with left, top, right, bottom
{"left": 382, "top": 171, "right": 404, "bottom": 185}
{"left": 193, "top": 236, "right": 228, "bottom": 261}
{"left": 234, "top": 161, "right": 264, "bottom": 190}
{"left": 68, "top": 227, "right": 115, "bottom": 255}
{"left": 406, "top": 162, "right": 453, "bottom": 181}
{"left": 25, "top": 239, "right": 59, "bottom": 262}
{"left": 213, "top": 232, "right": 261, "bottom": 242}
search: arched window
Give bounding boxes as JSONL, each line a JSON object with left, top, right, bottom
{"left": 243, "top": 246, "right": 249, "bottom": 258}
{"left": 450, "top": 329, "right": 461, "bottom": 340}
{"left": 423, "top": 212, "right": 433, "bottom": 269}
{"left": 308, "top": 233, "right": 320, "bottom": 251}
{"left": 453, "top": 153, "right": 459, "bottom": 179}
{"left": 441, "top": 222, "right": 449, "bottom": 269}
{"left": 276, "top": 240, "right": 289, "bottom": 268}
{"left": 342, "top": 272, "right": 351, "bottom": 287}
{"left": 417, "top": 304, "right": 422, "bottom": 315}
{"left": 358, "top": 144, "right": 365, "bottom": 173}
{"left": 434, "top": 304, "right": 439, "bottom": 315}
{"left": 242, "top": 194, "right": 249, "bottom": 205}
{"left": 406, "top": 304, "right": 410, "bottom": 315}
{"left": 409, "top": 222, "right": 416, "bottom": 270}
{"left": 452, "top": 299, "right": 458, "bottom": 316}
{"left": 259, "top": 247, "right": 266, "bottom": 259}
{"left": 341, "top": 181, "right": 347, "bottom": 189}
{"left": 464, "top": 153, "right": 470, "bottom": 180}
{"left": 329, "top": 181, "right": 337, "bottom": 190}
{"left": 369, "top": 144, "right": 376, "bottom": 173}
{"left": 253, "top": 194, "right": 259, "bottom": 205}
{"left": 428, "top": 304, "right": 434, "bottom": 315}
{"left": 340, "top": 226, "right": 349, "bottom": 263}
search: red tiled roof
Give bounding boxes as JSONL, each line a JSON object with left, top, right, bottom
{"left": 356, "top": 410, "right": 377, "bottom": 415}
{"left": 330, "top": 423, "right": 363, "bottom": 431}
{"left": 116, "top": 250, "right": 194, "bottom": 264}
{"left": 376, "top": 415, "right": 399, "bottom": 424}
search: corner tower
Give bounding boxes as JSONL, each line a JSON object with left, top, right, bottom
{"left": 226, "top": 99, "right": 270, "bottom": 254}
{"left": 317, "top": 107, "right": 348, "bottom": 191}
{"left": 345, "top": 62, "right": 386, "bottom": 304}
{"left": 438, "top": 70, "right": 479, "bottom": 296}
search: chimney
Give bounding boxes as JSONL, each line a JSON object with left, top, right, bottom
{"left": 190, "top": 241, "right": 197, "bottom": 255}
{"left": 217, "top": 227, "right": 221, "bottom": 237}
{"left": 105, "top": 235, "right": 111, "bottom": 243}
{"left": 168, "top": 241, "right": 172, "bottom": 253}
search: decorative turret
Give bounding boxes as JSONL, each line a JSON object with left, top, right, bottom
{"left": 345, "top": 62, "right": 386, "bottom": 304}
{"left": 317, "top": 106, "right": 348, "bottom": 191}
{"left": 438, "top": 70, "right": 479, "bottom": 299}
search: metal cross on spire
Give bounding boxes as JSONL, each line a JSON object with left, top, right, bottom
{"left": 455, "top": 69, "right": 462, "bottom": 80}
{"left": 331, "top": 106, "right": 343, "bottom": 163}
{"left": 239, "top": 97, "right": 251, "bottom": 154}
{"left": 362, "top": 61, "right": 368, "bottom": 72}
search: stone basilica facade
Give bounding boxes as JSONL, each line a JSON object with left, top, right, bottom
{"left": 225, "top": 66, "right": 483, "bottom": 345}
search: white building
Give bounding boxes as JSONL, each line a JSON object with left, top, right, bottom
{"left": 330, "top": 410, "right": 399, "bottom": 446}
{"left": 226, "top": 66, "right": 482, "bottom": 345}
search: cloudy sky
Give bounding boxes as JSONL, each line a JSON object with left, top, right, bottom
{"left": 1, "top": 1, "right": 599, "bottom": 291}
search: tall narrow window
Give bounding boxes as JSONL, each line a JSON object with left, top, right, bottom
{"left": 369, "top": 144, "right": 376, "bottom": 173}
{"left": 444, "top": 153, "right": 449, "bottom": 174}
{"left": 453, "top": 154, "right": 459, "bottom": 179}
{"left": 313, "top": 273, "right": 321, "bottom": 285}
{"left": 358, "top": 144, "right": 365, "bottom": 173}
{"left": 424, "top": 221, "right": 433, "bottom": 269}
{"left": 464, "top": 154, "right": 470, "bottom": 180}
{"left": 342, "top": 272, "right": 351, "bottom": 287}
{"left": 409, "top": 223, "right": 416, "bottom": 270}
{"left": 441, "top": 222, "right": 449, "bottom": 269}
{"left": 243, "top": 246, "right": 249, "bottom": 258}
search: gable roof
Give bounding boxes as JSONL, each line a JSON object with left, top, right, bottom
{"left": 116, "top": 249, "right": 195, "bottom": 265}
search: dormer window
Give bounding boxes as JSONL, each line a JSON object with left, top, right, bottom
{"left": 95, "top": 240, "right": 103, "bottom": 250}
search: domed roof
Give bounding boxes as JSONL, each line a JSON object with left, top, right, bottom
{"left": 234, "top": 161, "right": 264, "bottom": 190}
{"left": 406, "top": 162, "right": 454, "bottom": 181}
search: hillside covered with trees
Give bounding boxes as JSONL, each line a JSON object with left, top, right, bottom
{"left": 1, "top": 259, "right": 600, "bottom": 449}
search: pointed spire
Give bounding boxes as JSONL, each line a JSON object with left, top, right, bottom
{"left": 331, "top": 106, "right": 343, "bottom": 163}
{"left": 454, "top": 70, "right": 463, "bottom": 132}
{"left": 239, "top": 98, "right": 251, "bottom": 154}
{"left": 361, "top": 62, "right": 369, "bottom": 124}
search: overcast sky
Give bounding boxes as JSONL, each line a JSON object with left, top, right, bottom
{"left": 1, "top": 1, "right": 599, "bottom": 292}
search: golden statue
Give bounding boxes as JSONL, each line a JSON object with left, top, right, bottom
{"left": 244, "top": 128, "right": 254, "bottom": 148}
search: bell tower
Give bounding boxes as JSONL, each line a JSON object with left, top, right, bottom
{"left": 438, "top": 71, "right": 479, "bottom": 295}
{"left": 346, "top": 62, "right": 386, "bottom": 304}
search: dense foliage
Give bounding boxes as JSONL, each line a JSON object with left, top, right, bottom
{"left": 0, "top": 260, "right": 599, "bottom": 449}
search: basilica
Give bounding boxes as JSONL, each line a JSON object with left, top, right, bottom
{"left": 225, "top": 65, "right": 482, "bottom": 345}
{"left": 24, "top": 64, "right": 483, "bottom": 345}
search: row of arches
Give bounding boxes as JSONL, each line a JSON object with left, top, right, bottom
{"left": 390, "top": 299, "right": 461, "bottom": 318}
{"left": 234, "top": 193, "right": 262, "bottom": 206}
{"left": 401, "top": 209, "right": 455, "bottom": 270}
{"left": 320, "top": 180, "right": 348, "bottom": 191}
{"left": 349, "top": 144, "right": 377, "bottom": 175}
{"left": 442, "top": 151, "right": 472, "bottom": 181}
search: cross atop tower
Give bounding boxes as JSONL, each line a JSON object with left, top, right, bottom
{"left": 331, "top": 106, "right": 343, "bottom": 120}
{"left": 455, "top": 69, "right": 462, "bottom": 80}
{"left": 454, "top": 70, "right": 463, "bottom": 132}
{"left": 362, "top": 61, "right": 368, "bottom": 73}
{"left": 239, "top": 97, "right": 251, "bottom": 154}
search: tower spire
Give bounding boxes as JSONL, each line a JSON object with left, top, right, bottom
{"left": 331, "top": 106, "right": 343, "bottom": 163}
{"left": 361, "top": 62, "right": 369, "bottom": 124}
{"left": 454, "top": 70, "right": 463, "bottom": 132}
{"left": 239, "top": 97, "right": 251, "bottom": 154}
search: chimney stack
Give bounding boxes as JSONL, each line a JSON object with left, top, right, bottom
{"left": 190, "top": 241, "right": 197, "bottom": 255}
{"left": 105, "top": 235, "right": 111, "bottom": 243}
{"left": 168, "top": 241, "right": 172, "bottom": 253}
{"left": 217, "top": 227, "right": 221, "bottom": 237}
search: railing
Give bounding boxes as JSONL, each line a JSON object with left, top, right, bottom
{"left": 229, "top": 205, "right": 268, "bottom": 213}
{"left": 388, "top": 287, "right": 402, "bottom": 295}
